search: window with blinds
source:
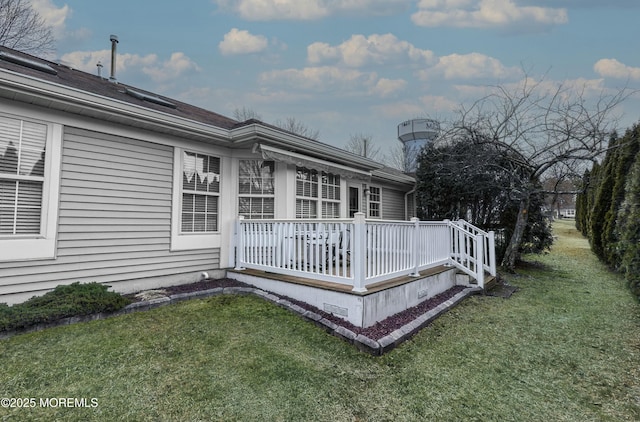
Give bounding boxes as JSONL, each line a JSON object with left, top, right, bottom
{"left": 181, "top": 151, "right": 220, "bottom": 232}
{"left": 321, "top": 173, "right": 340, "bottom": 218}
{"left": 0, "top": 116, "right": 47, "bottom": 235}
{"left": 238, "top": 160, "right": 275, "bottom": 219}
{"left": 295, "top": 167, "right": 341, "bottom": 218}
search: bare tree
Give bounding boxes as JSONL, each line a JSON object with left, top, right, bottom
{"left": 344, "top": 133, "right": 380, "bottom": 160}
{"left": 443, "top": 75, "right": 632, "bottom": 270}
{"left": 232, "top": 106, "right": 262, "bottom": 122}
{"left": 383, "top": 143, "right": 411, "bottom": 172}
{"left": 0, "top": 0, "right": 55, "bottom": 56}
{"left": 274, "top": 116, "right": 320, "bottom": 140}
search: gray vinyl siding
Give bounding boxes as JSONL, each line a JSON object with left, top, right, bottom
{"left": 0, "top": 127, "right": 219, "bottom": 296}
{"left": 381, "top": 187, "right": 407, "bottom": 220}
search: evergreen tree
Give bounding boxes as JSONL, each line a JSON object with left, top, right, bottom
{"left": 617, "top": 149, "right": 640, "bottom": 298}
{"left": 603, "top": 125, "right": 640, "bottom": 268}
{"left": 575, "top": 168, "right": 590, "bottom": 236}
{"left": 585, "top": 161, "right": 601, "bottom": 240}
{"left": 589, "top": 133, "right": 619, "bottom": 261}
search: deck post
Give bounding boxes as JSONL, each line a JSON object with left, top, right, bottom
{"left": 410, "top": 217, "right": 420, "bottom": 277}
{"left": 351, "top": 212, "right": 367, "bottom": 292}
{"left": 475, "top": 234, "right": 484, "bottom": 289}
{"left": 488, "top": 230, "right": 496, "bottom": 276}
{"left": 444, "top": 219, "right": 452, "bottom": 266}
{"left": 234, "top": 216, "right": 245, "bottom": 270}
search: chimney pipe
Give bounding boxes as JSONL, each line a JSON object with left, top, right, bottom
{"left": 109, "top": 34, "right": 118, "bottom": 83}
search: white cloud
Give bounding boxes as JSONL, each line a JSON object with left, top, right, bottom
{"left": 214, "top": 0, "right": 329, "bottom": 20}
{"left": 260, "top": 66, "right": 376, "bottom": 92}
{"left": 60, "top": 50, "right": 200, "bottom": 83}
{"left": 370, "top": 78, "right": 407, "bottom": 97}
{"left": 30, "top": 0, "right": 71, "bottom": 38}
{"left": 219, "top": 28, "right": 269, "bottom": 55}
{"left": 594, "top": 58, "right": 640, "bottom": 80}
{"left": 419, "top": 52, "right": 521, "bottom": 80}
{"left": 411, "top": 0, "right": 568, "bottom": 31}
{"left": 453, "top": 76, "right": 610, "bottom": 106}
{"left": 372, "top": 95, "right": 458, "bottom": 118}
{"left": 212, "top": 0, "right": 412, "bottom": 21}
{"left": 308, "top": 33, "right": 434, "bottom": 67}
{"left": 59, "top": 49, "right": 115, "bottom": 73}
{"left": 142, "top": 52, "right": 201, "bottom": 82}
{"left": 30, "top": 0, "right": 90, "bottom": 41}
{"left": 259, "top": 66, "right": 406, "bottom": 98}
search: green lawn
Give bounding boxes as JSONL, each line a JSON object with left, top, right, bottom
{"left": 1, "top": 220, "right": 639, "bottom": 421}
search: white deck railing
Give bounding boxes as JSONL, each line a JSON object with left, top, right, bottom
{"left": 234, "top": 213, "right": 496, "bottom": 291}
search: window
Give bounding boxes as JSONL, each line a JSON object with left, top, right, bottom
{"left": 238, "top": 160, "right": 274, "bottom": 219}
{"left": 170, "top": 148, "right": 223, "bottom": 251}
{"left": 321, "top": 173, "right": 340, "bottom": 218}
{"left": 368, "top": 186, "right": 381, "bottom": 218}
{"left": 296, "top": 167, "right": 318, "bottom": 218}
{"left": 295, "top": 167, "right": 340, "bottom": 218}
{"left": 348, "top": 186, "right": 360, "bottom": 217}
{"left": 181, "top": 151, "right": 220, "bottom": 232}
{"left": 0, "top": 113, "right": 61, "bottom": 261}
{"left": 0, "top": 117, "right": 47, "bottom": 235}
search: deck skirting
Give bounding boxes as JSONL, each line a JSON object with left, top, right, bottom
{"left": 227, "top": 265, "right": 473, "bottom": 328}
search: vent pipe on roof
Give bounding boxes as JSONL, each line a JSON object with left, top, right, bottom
{"left": 96, "top": 61, "right": 103, "bottom": 78}
{"left": 109, "top": 34, "right": 118, "bottom": 83}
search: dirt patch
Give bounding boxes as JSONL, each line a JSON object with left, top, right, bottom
{"left": 125, "top": 278, "right": 249, "bottom": 302}
{"left": 486, "top": 280, "right": 518, "bottom": 298}
{"left": 516, "top": 259, "right": 552, "bottom": 272}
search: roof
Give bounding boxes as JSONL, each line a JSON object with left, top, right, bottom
{"left": 0, "top": 47, "right": 239, "bottom": 130}
{"left": 372, "top": 166, "right": 416, "bottom": 185}
{"left": 0, "top": 47, "right": 414, "bottom": 185}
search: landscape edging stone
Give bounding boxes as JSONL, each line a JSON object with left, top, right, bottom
{"left": 1, "top": 284, "right": 482, "bottom": 355}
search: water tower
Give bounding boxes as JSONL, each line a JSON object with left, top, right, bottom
{"left": 397, "top": 118, "right": 439, "bottom": 173}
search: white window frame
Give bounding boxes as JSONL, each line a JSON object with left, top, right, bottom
{"left": 295, "top": 167, "right": 319, "bottom": 219}
{"left": 0, "top": 114, "right": 61, "bottom": 261}
{"left": 368, "top": 185, "right": 382, "bottom": 219}
{"left": 295, "top": 167, "right": 342, "bottom": 219}
{"left": 170, "top": 147, "right": 222, "bottom": 251}
{"left": 321, "top": 172, "right": 341, "bottom": 218}
{"left": 238, "top": 160, "right": 275, "bottom": 219}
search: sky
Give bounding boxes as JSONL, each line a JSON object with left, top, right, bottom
{"left": 27, "top": 0, "right": 640, "bottom": 160}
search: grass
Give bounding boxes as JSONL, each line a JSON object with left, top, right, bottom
{"left": 1, "top": 220, "right": 639, "bottom": 421}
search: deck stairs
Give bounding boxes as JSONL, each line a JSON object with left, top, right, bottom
{"left": 458, "top": 270, "right": 498, "bottom": 291}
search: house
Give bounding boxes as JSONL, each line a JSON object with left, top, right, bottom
{"left": 0, "top": 46, "right": 495, "bottom": 327}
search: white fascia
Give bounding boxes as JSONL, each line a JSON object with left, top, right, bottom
{"left": 230, "top": 123, "right": 385, "bottom": 172}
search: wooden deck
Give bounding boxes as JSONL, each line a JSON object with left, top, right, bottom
{"left": 227, "top": 264, "right": 454, "bottom": 296}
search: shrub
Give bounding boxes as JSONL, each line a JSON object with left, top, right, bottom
{"left": 0, "top": 282, "right": 131, "bottom": 332}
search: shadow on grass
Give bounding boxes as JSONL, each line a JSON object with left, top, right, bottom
{"left": 515, "top": 259, "right": 553, "bottom": 272}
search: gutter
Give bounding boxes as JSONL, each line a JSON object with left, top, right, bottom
{"left": 231, "top": 123, "right": 385, "bottom": 172}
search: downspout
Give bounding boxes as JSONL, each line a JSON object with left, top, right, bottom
{"left": 404, "top": 183, "right": 416, "bottom": 220}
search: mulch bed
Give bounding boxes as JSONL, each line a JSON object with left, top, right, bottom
{"left": 282, "top": 285, "right": 466, "bottom": 340}
{"left": 127, "top": 278, "right": 467, "bottom": 341}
